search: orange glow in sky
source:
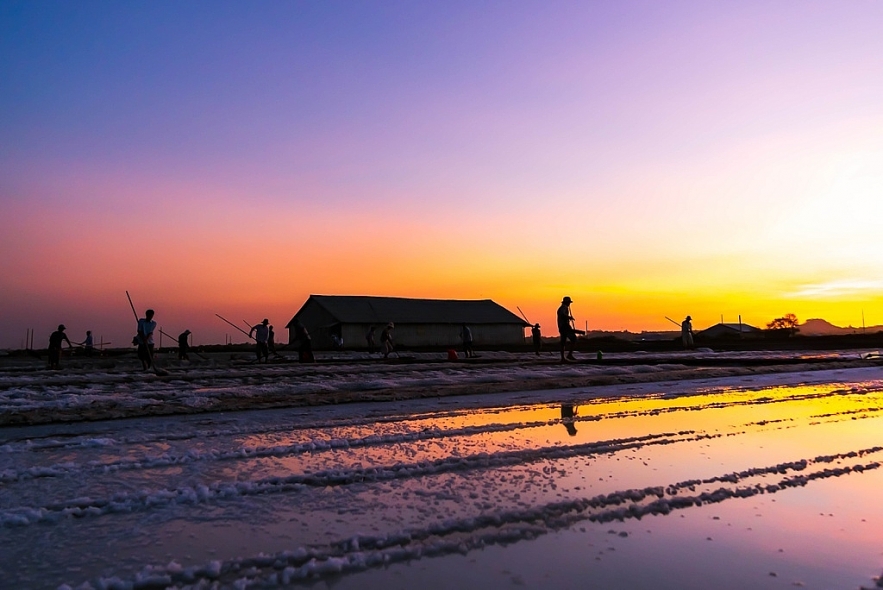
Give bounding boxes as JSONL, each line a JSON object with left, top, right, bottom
{"left": 2, "top": 3, "right": 883, "bottom": 347}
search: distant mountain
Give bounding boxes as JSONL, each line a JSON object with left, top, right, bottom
{"left": 798, "top": 318, "right": 883, "bottom": 336}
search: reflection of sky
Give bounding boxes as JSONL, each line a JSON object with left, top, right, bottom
{"left": 205, "top": 387, "right": 883, "bottom": 586}
{"left": 226, "top": 383, "right": 883, "bottom": 482}
{"left": 6, "top": 375, "right": 883, "bottom": 588}
{"left": 3, "top": 2, "right": 883, "bottom": 347}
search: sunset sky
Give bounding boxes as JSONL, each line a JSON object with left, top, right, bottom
{"left": 2, "top": 1, "right": 883, "bottom": 349}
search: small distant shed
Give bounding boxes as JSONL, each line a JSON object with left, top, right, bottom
{"left": 286, "top": 295, "right": 529, "bottom": 350}
{"left": 696, "top": 322, "right": 762, "bottom": 339}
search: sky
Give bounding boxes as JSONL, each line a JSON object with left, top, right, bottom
{"left": 2, "top": 1, "right": 883, "bottom": 348}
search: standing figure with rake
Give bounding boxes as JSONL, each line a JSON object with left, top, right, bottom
{"left": 557, "top": 296, "right": 577, "bottom": 363}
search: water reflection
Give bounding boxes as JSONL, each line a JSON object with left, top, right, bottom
{"left": 561, "top": 403, "right": 578, "bottom": 436}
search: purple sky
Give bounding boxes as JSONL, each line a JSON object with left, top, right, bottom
{"left": 2, "top": 1, "right": 883, "bottom": 348}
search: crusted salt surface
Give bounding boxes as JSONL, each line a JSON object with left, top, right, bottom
{"left": 0, "top": 349, "right": 873, "bottom": 425}
{"left": 64, "top": 449, "right": 883, "bottom": 589}
{"left": 3, "top": 362, "right": 883, "bottom": 589}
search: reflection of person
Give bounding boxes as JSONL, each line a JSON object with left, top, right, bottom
{"left": 78, "top": 330, "right": 94, "bottom": 357}
{"left": 460, "top": 324, "right": 474, "bottom": 358}
{"left": 531, "top": 324, "right": 542, "bottom": 356}
{"left": 381, "top": 323, "right": 395, "bottom": 359}
{"left": 681, "top": 315, "right": 694, "bottom": 350}
{"left": 178, "top": 330, "right": 191, "bottom": 360}
{"left": 366, "top": 326, "right": 376, "bottom": 353}
{"left": 48, "top": 324, "right": 73, "bottom": 369}
{"left": 561, "top": 403, "right": 578, "bottom": 436}
{"left": 292, "top": 320, "right": 314, "bottom": 363}
{"left": 557, "top": 297, "right": 577, "bottom": 362}
{"left": 137, "top": 310, "right": 157, "bottom": 370}
{"left": 249, "top": 319, "right": 270, "bottom": 363}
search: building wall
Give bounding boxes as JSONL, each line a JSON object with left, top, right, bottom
{"left": 289, "top": 303, "right": 338, "bottom": 348}
{"left": 291, "top": 298, "right": 528, "bottom": 350}
{"left": 341, "top": 323, "right": 525, "bottom": 349}
{"left": 699, "top": 325, "right": 761, "bottom": 339}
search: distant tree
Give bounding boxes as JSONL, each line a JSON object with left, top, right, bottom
{"left": 766, "top": 313, "right": 799, "bottom": 336}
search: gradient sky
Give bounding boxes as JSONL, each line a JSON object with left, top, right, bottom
{"left": 2, "top": 1, "right": 883, "bottom": 348}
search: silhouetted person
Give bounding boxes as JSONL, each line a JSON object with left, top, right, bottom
{"left": 48, "top": 324, "right": 73, "bottom": 369}
{"left": 366, "top": 326, "right": 376, "bottom": 353}
{"left": 681, "top": 315, "right": 694, "bottom": 350}
{"left": 460, "top": 324, "right": 475, "bottom": 358}
{"left": 557, "top": 296, "right": 577, "bottom": 362}
{"left": 249, "top": 319, "right": 270, "bottom": 363}
{"left": 531, "top": 323, "right": 542, "bottom": 356}
{"left": 292, "top": 320, "right": 313, "bottom": 362}
{"left": 178, "top": 329, "right": 191, "bottom": 360}
{"left": 561, "top": 403, "right": 578, "bottom": 436}
{"left": 78, "top": 330, "right": 94, "bottom": 357}
{"left": 381, "top": 322, "right": 395, "bottom": 358}
{"left": 137, "top": 309, "right": 157, "bottom": 370}
{"left": 331, "top": 331, "right": 344, "bottom": 350}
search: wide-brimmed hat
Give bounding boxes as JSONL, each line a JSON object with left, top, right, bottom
{"left": 562, "top": 296, "right": 572, "bottom": 303}
{"left": 58, "top": 324, "right": 66, "bottom": 331}
{"left": 262, "top": 318, "right": 269, "bottom": 324}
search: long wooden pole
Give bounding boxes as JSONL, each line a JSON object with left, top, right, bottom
{"left": 517, "top": 306, "right": 531, "bottom": 324}
{"left": 215, "top": 314, "right": 255, "bottom": 340}
{"left": 160, "top": 329, "right": 206, "bottom": 359}
{"left": 127, "top": 291, "right": 164, "bottom": 374}
{"left": 664, "top": 316, "right": 682, "bottom": 328}
{"left": 159, "top": 329, "right": 177, "bottom": 343}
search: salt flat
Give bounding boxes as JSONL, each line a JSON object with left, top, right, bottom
{"left": 1, "top": 352, "right": 882, "bottom": 589}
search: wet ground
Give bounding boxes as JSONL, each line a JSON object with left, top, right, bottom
{"left": 1, "top": 363, "right": 883, "bottom": 589}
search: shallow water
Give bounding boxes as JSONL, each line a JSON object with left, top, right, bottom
{"left": 1, "top": 366, "right": 883, "bottom": 589}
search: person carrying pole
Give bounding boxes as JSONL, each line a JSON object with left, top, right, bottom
{"left": 291, "top": 319, "right": 313, "bottom": 363}
{"left": 136, "top": 309, "right": 157, "bottom": 370}
{"left": 77, "top": 330, "right": 94, "bottom": 357}
{"left": 381, "top": 322, "right": 395, "bottom": 359}
{"left": 460, "top": 324, "right": 475, "bottom": 358}
{"left": 681, "top": 315, "right": 694, "bottom": 350}
{"left": 366, "top": 325, "right": 377, "bottom": 354}
{"left": 48, "top": 324, "right": 73, "bottom": 369}
{"left": 177, "top": 330, "right": 191, "bottom": 360}
{"left": 557, "top": 296, "right": 577, "bottom": 362}
{"left": 249, "top": 319, "right": 270, "bottom": 363}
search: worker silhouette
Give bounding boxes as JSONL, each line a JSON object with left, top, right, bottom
{"left": 292, "top": 320, "right": 313, "bottom": 363}
{"left": 249, "top": 319, "right": 270, "bottom": 363}
{"left": 366, "top": 325, "right": 377, "bottom": 354}
{"left": 78, "top": 330, "right": 94, "bottom": 357}
{"left": 381, "top": 323, "right": 395, "bottom": 359}
{"left": 48, "top": 324, "right": 73, "bottom": 369}
{"left": 178, "top": 330, "right": 191, "bottom": 360}
{"left": 681, "top": 315, "right": 694, "bottom": 350}
{"left": 460, "top": 324, "right": 475, "bottom": 358}
{"left": 557, "top": 297, "right": 577, "bottom": 362}
{"left": 531, "top": 323, "right": 542, "bottom": 356}
{"left": 137, "top": 310, "right": 156, "bottom": 370}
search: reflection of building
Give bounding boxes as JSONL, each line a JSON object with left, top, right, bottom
{"left": 286, "top": 295, "right": 528, "bottom": 350}
{"left": 696, "top": 322, "right": 761, "bottom": 339}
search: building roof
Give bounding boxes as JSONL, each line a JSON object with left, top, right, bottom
{"left": 696, "top": 322, "right": 761, "bottom": 335}
{"left": 287, "top": 295, "right": 528, "bottom": 327}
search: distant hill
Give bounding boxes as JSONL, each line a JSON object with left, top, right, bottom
{"left": 798, "top": 318, "right": 883, "bottom": 336}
